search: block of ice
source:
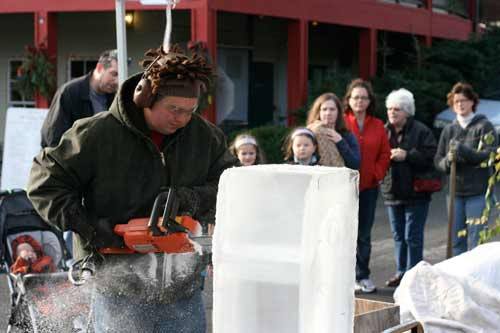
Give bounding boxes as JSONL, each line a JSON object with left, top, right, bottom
{"left": 213, "top": 164, "right": 359, "bottom": 333}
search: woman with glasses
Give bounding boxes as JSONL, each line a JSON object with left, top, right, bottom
{"left": 343, "top": 78, "right": 391, "bottom": 293}
{"left": 434, "top": 82, "right": 497, "bottom": 256}
{"left": 381, "top": 88, "right": 438, "bottom": 288}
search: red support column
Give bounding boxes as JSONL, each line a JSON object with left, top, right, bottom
{"left": 425, "top": 0, "right": 433, "bottom": 46}
{"left": 468, "top": 0, "right": 478, "bottom": 33}
{"left": 287, "top": 19, "right": 308, "bottom": 126}
{"left": 359, "top": 28, "right": 377, "bottom": 79}
{"left": 34, "top": 11, "right": 57, "bottom": 108}
{"left": 423, "top": 35, "right": 432, "bottom": 47}
{"left": 418, "top": 35, "right": 432, "bottom": 48}
{"left": 191, "top": 5, "right": 217, "bottom": 123}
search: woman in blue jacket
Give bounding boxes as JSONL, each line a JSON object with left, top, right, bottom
{"left": 306, "top": 92, "right": 360, "bottom": 170}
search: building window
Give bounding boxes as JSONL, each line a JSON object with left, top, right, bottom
{"left": 68, "top": 58, "right": 97, "bottom": 81}
{"left": 433, "top": 0, "right": 467, "bottom": 18}
{"left": 379, "top": 0, "right": 424, "bottom": 7}
{"left": 7, "top": 60, "right": 35, "bottom": 108}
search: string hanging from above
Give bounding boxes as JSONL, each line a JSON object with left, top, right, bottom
{"left": 163, "top": 0, "right": 181, "bottom": 53}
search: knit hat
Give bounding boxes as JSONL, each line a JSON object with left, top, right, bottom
{"left": 11, "top": 235, "right": 44, "bottom": 261}
{"left": 133, "top": 45, "right": 214, "bottom": 108}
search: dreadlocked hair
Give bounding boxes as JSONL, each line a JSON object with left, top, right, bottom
{"left": 139, "top": 45, "right": 214, "bottom": 96}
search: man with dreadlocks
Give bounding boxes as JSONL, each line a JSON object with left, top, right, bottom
{"left": 26, "top": 46, "right": 236, "bottom": 332}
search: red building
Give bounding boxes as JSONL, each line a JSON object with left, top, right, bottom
{"left": 0, "top": 0, "right": 478, "bottom": 131}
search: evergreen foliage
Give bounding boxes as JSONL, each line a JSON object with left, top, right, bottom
{"left": 16, "top": 45, "right": 57, "bottom": 101}
{"left": 228, "top": 125, "right": 291, "bottom": 164}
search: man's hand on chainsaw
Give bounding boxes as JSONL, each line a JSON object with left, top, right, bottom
{"left": 176, "top": 187, "right": 200, "bottom": 216}
{"left": 93, "top": 218, "right": 125, "bottom": 249}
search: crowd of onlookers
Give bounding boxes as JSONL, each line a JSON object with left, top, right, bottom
{"left": 228, "top": 78, "right": 498, "bottom": 294}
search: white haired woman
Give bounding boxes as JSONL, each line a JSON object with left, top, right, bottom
{"left": 381, "top": 88, "right": 438, "bottom": 287}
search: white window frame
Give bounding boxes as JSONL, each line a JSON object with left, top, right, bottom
{"left": 66, "top": 56, "right": 98, "bottom": 81}
{"left": 7, "top": 58, "right": 36, "bottom": 108}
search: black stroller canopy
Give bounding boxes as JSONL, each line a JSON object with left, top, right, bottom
{"left": 0, "top": 190, "right": 60, "bottom": 264}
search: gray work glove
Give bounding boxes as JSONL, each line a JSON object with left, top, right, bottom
{"left": 197, "top": 207, "right": 215, "bottom": 229}
{"left": 447, "top": 139, "right": 464, "bottom": 165}
{"left": 176, "top": 187, "right": 200, "bottom": 217}
{"left": 92, "top": 218, "right": 125, "bottom": 249}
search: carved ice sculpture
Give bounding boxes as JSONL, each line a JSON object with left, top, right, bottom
{"left": 213, "top": 165, "right": 359, "bottom": 333}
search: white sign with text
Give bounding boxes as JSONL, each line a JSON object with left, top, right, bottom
{"left": 1, "top": 107, "right": 48, "bottom": 191}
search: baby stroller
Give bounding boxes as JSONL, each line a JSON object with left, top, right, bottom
{"left": 0, "top": 190, "right": 90, "bottom": 332}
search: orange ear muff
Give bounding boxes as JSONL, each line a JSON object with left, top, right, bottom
{"left": 133, "top": 77, "right": 154, "bottom": 108}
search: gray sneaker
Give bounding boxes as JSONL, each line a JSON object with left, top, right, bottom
{"left": 354, "top": 280, "right": 362, "bottom": 292}
{"left": 358, "top": 278, "right": 376, "bottom": 293}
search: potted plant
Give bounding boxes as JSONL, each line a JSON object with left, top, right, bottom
{"left": 16, "top": 44, "right": 56, "bottom": 102}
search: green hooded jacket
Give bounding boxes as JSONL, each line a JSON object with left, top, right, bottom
{"left": 27, "top": 73, "right": 236, "bottom": 302}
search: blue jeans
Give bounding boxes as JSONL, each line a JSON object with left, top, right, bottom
{"left": 386, "top": 201, "right": 430, "bottom": 275}
{"left": 93, "top": 290, "right": 206, "bottom": 333}
{"left": 452, "top": 194, "right": 487, "bottom": 256}
{"left": 356, "top": 188, "right": 379, "bottom": 281}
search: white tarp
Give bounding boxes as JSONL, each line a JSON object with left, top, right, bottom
{"left": 394, "top": 242, "right": 500, "bottom": 333}
{"left": 213, "top": 165, "right": 359, "bottom": 333}
{"left": 1, "top": 107, "right": 47, "bottom": 190}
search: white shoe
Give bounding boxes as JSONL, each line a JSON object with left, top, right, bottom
{"left": 354, "top": 280, "right": 362, "bottom": 292}
{"left": 358, "top": 278, "right": 376, "bottom": 293}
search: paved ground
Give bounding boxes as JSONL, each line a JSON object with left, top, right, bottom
{"left": 1, "top": 188, "right": 496, "bottom": 331}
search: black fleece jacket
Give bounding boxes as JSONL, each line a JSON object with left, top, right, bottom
{"left": 434, "top": 114, "right": 497, "bottom": 197}
{"left": 381, "top": 117, "right": 437, "bottom": 204}
{"left": 41, "top": 74, "right": 115, "bottom": 148}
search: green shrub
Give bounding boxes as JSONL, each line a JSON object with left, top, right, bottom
{"left": 228, "top": 125, "right": 291, "bottom": 164}
{"left": 291, "top": 67, "right": 355, "bottom": 125}
{"left": 372, "top": 70, "right": 449, "bottom": 126}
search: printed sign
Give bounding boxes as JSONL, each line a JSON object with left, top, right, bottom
{"left": 1, "top": 107, "right": 48, "bottom": 190}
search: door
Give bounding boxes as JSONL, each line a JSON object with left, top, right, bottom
{"left": 216, "top": 48, "right": 249, "bottom": 125}
{"left": 248, "top": 62, "right": 274, "bottom": 127}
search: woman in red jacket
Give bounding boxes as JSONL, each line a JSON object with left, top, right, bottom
{"left": 343, "top": 79, "right": 391, "bottom": 293}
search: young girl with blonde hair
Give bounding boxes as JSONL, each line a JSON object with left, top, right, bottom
{"left": 229, "top": 133, "right": 265, "bottom": 166}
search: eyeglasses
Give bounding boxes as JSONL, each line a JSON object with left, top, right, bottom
{"left": 166, "top": 104, "right": 197, "bottom": 117}
{"left": 453, "top": 98, "right": 472, "bottom": 105}
{"left": 350, "top": 96, "right": 370, "bottom": 101}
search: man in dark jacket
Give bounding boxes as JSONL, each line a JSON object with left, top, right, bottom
{"left": 27, "top": 46, "right": 236, "bottom": 332}
{"left": 41, "top": 49, "right": 118, "bottom": 148}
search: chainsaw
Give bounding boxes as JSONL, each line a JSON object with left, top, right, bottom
{"left": 69, "top": 188, "right": 212, "bottom": 285}
{"left": 99, "top": 188, "right": 212, "bottom": 255}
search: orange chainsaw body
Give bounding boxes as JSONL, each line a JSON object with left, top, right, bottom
{"left": 99, "top": 216, "right": 201, "bottom": 254}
